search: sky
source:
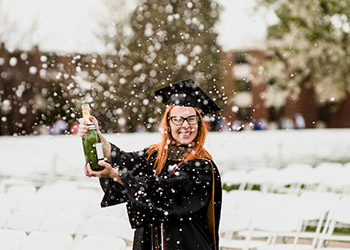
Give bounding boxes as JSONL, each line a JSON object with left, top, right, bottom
{"left": 0, "top": 0, "right": 277, "bottom": 54}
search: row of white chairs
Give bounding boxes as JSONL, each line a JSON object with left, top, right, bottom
{"left": 0, "top": 230, "right": 127, "bottom": 250}
{"left": 0, "top": 180, "right": 127, "bottom": 216}
{"left": 0, "top": 210, "right": 133, "bottom": 238}
{"left": 222, "top": 190, "right": 342, "bottom": 214}
{"left": 0, "top": 180, "right": 134, "bottom": 249}
{"left": 0, "top": 212, "right": 134, "bottom": 250}
{"left": 222, "top": 162, "right": 350, "bottom": 194}
{"left": 220, "top": 191, "right": 350, "bottom": 249}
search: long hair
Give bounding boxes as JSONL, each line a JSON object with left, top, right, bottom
{"left": 146, "top": 105, "right": 212, "bottom": 174}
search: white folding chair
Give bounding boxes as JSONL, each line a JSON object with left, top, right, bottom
{"left": 220, "top": 210, "right": 268, "bottom": 250}
{"left": 221, "top": 170, "right": 249, "bottom": 190}
{"left": 80, "top": 215, "right": 132, "bottom": 239}
{"left": 237, "top": 193, "right": 290, "bottom": 215}
{"left": 278, "top": 194, "right": 330, "bottom": 248}
{"left": 237, "top": 194, "right": 298, "bottom": 240}
{"left": 52, "top": 188, "right": 96, "bottom": 214}
{"left": 245, "top": 168, "right": 281, "bottom": 192}
{"left": 6, "top": 211, "right": 44, "bottom": 233}
{"left": 5, "top": 184, "right": 37, "bottom": 211}
{"left": 5, "top": 152, "right": 38, "bottom": 179}
{"left": 225, "top": 190, "right": 264, "bottom": 212}
{"left": 17, "top": 193, "right": 53, "bottom": 213}
{"left": 0, "top": 209, "right": 10, "bottom": 228}
{"left": 40, "top": 212, "right": 84, "bottom": 236}
{"left": 75, "top": 216, "right": 131, "bottom": 249}
{"left": 255, "top": 211, "right": 314, "bottom": 250}
{"left": 0, "top": 229, "right": 26, "bottom": 250}
{"left": 342, "top": 167, "right": 350, "bottom": 194}
{"left": 314, "top": 162, "right": 346, "bottom": 193}
{"left": 20, "top": 231, "right": 73, "bottom": 250}
{"left": 75, "top": 235, "right": 126, "bottom": 250}
{"left": 35, "top": 183, "right": 75, "bottom": 212}
{"left": 317, "top": 202, "right": 350, "bottom": 249}
{"left": 55, "top": 153, "right": 84, "bottom": 179}
{"left": 299, "top": 191, "right": 340, "bottom": 212}
{"left": 279, "top": 163, "right": 316, "bottom": 194}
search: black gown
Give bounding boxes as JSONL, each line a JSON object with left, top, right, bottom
{"left": 99, "top": 143, "right": 222, "bottom": 250}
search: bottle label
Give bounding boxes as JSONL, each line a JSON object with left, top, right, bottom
{"left": 95, "top": 143, "right": 104, "bottom": 160}
{"left": 87, "top": 124, "right": 96, "bottom": 130}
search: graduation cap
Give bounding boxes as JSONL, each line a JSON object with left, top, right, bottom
{"left": 154, "top": 79, "right": 221, "bottom": 115}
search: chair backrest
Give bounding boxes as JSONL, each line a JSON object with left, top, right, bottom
{"left": 252, "top": 211, "right": 301, "bottom": 234}
{"left": 75, "top": 235, "right": 126, "bottom": 250}
{"left": 246, "top": 168, "right": 280, "bottom": 186}
{"left": 221, "top": 170, "right": 249, "bottom": 188}
{"left": 40, "top": 212, "right": 84, "bottom": 235}
{"left": 52, "top": 188, "right": 96, "bottom": 214}
{"left": 0, "top": 229, "right": 26, "bottom": 250}
{"left": 299, "top": 191, "right": 340, "bottom": 212}
{"left": 237, "top": 193, "right": 298, "bottom": 215}
{"left": 317, "top": 205, "right": 350, "bottom": 249}
{"left": 338, "top": 195, "right": 350, "bottom": 207}
{"left": 328, "top": 206, "right": 350, "bottom": 225}
{"left": 282, "top": 163, "right": 316, "bottom": 186}
{"left": 0, "top": 209, "right": 10, "bottom": 228}
{"left": 5, "top": 185, "right": 37, "bottom": 211}
{"left": 220, "top": 210, "right": 251, "bottom": 240}
{"left": 6, "top": 211, "right": 43, "bottom": 233}
{"left": 314, "top": 162, "right": 346, "bottom": 190}
{"left": 242, "top": 211, "right": 303, "bottom": 247}
{"left": 20, "top": 231, "right": 73, "bottom": 250}
{"left": 225, "top": 190, "right": 263, "bottom": 211}
{"left": 82, "top": 216, "right": 126, "bottom": 238}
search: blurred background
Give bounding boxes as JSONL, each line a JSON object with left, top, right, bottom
{"left": 1, "top": 1, "right": 350, "bottom": 249}
{"left": 1, "top": 0, "right": 349, "bottom": 136}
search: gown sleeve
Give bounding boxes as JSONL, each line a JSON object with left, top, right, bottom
{"left": 119, "top": 157, "right": 214, "bottom": 228}
{"left": 99, "top": 143, "right": 154, "bottom": 207}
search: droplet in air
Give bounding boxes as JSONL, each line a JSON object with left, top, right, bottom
{"left": 9, "top": 57, "right": 17, "bottom": 67}
{"left": 29, "top": 66, "right": 37, "bottom": 75}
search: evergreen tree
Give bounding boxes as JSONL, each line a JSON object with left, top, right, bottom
{"left": 120, "top": 0, "right": 223, "bottom": 131}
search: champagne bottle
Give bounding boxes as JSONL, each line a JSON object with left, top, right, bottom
{"left": 81, "top": 102, "right": 104, "bottom": 171}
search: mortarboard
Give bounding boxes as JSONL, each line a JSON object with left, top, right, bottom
{"left": 154, "top": 79, "right": 221, "bottom": 115}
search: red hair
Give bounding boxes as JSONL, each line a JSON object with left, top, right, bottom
{"left": 146, "top": 105, "right": 212, "bottom": 174}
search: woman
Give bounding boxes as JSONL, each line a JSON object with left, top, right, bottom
{"left": 79, "top": 79, "right": 222, "bottom": 250}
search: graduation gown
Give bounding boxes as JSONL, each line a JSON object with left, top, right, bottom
{"left": 99, "top": 143, "right": 222, "bottom": 250}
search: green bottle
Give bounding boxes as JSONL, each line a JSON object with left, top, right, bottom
{"left": 81, "top": 102, "right": 104, "bottom": 171}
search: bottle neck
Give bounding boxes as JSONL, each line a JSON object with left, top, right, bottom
{"left": 82, "top": 104, "right": 91, "bottom": 124}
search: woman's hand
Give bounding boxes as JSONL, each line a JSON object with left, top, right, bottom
{"left": 84, "top": 160, "right": 123, "bottom": 185}
{"left": 78, "top": 116, "right": 100, "bottom": 137}
{"left": 79, "top": 115, "right": 112, "bottom": 163}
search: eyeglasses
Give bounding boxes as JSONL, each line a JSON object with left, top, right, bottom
{"left": 168, "top": 115, "right": 200, "bottom": 126}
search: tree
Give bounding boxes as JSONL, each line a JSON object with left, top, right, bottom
{"left": 255, "top": 0, "right": 350, "bottom": 109}
{"left": 118, "top": 0, "right": 223, "bottom": 131}
{"left": 35, "top": 81, "right": 75, "bottom": 131}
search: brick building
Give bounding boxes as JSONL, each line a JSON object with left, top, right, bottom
{"left": 219, "top": 50, "right": 350, "bottom": 129}
{"left": 0, "top": 44, "right": 87, "bottom": 135}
